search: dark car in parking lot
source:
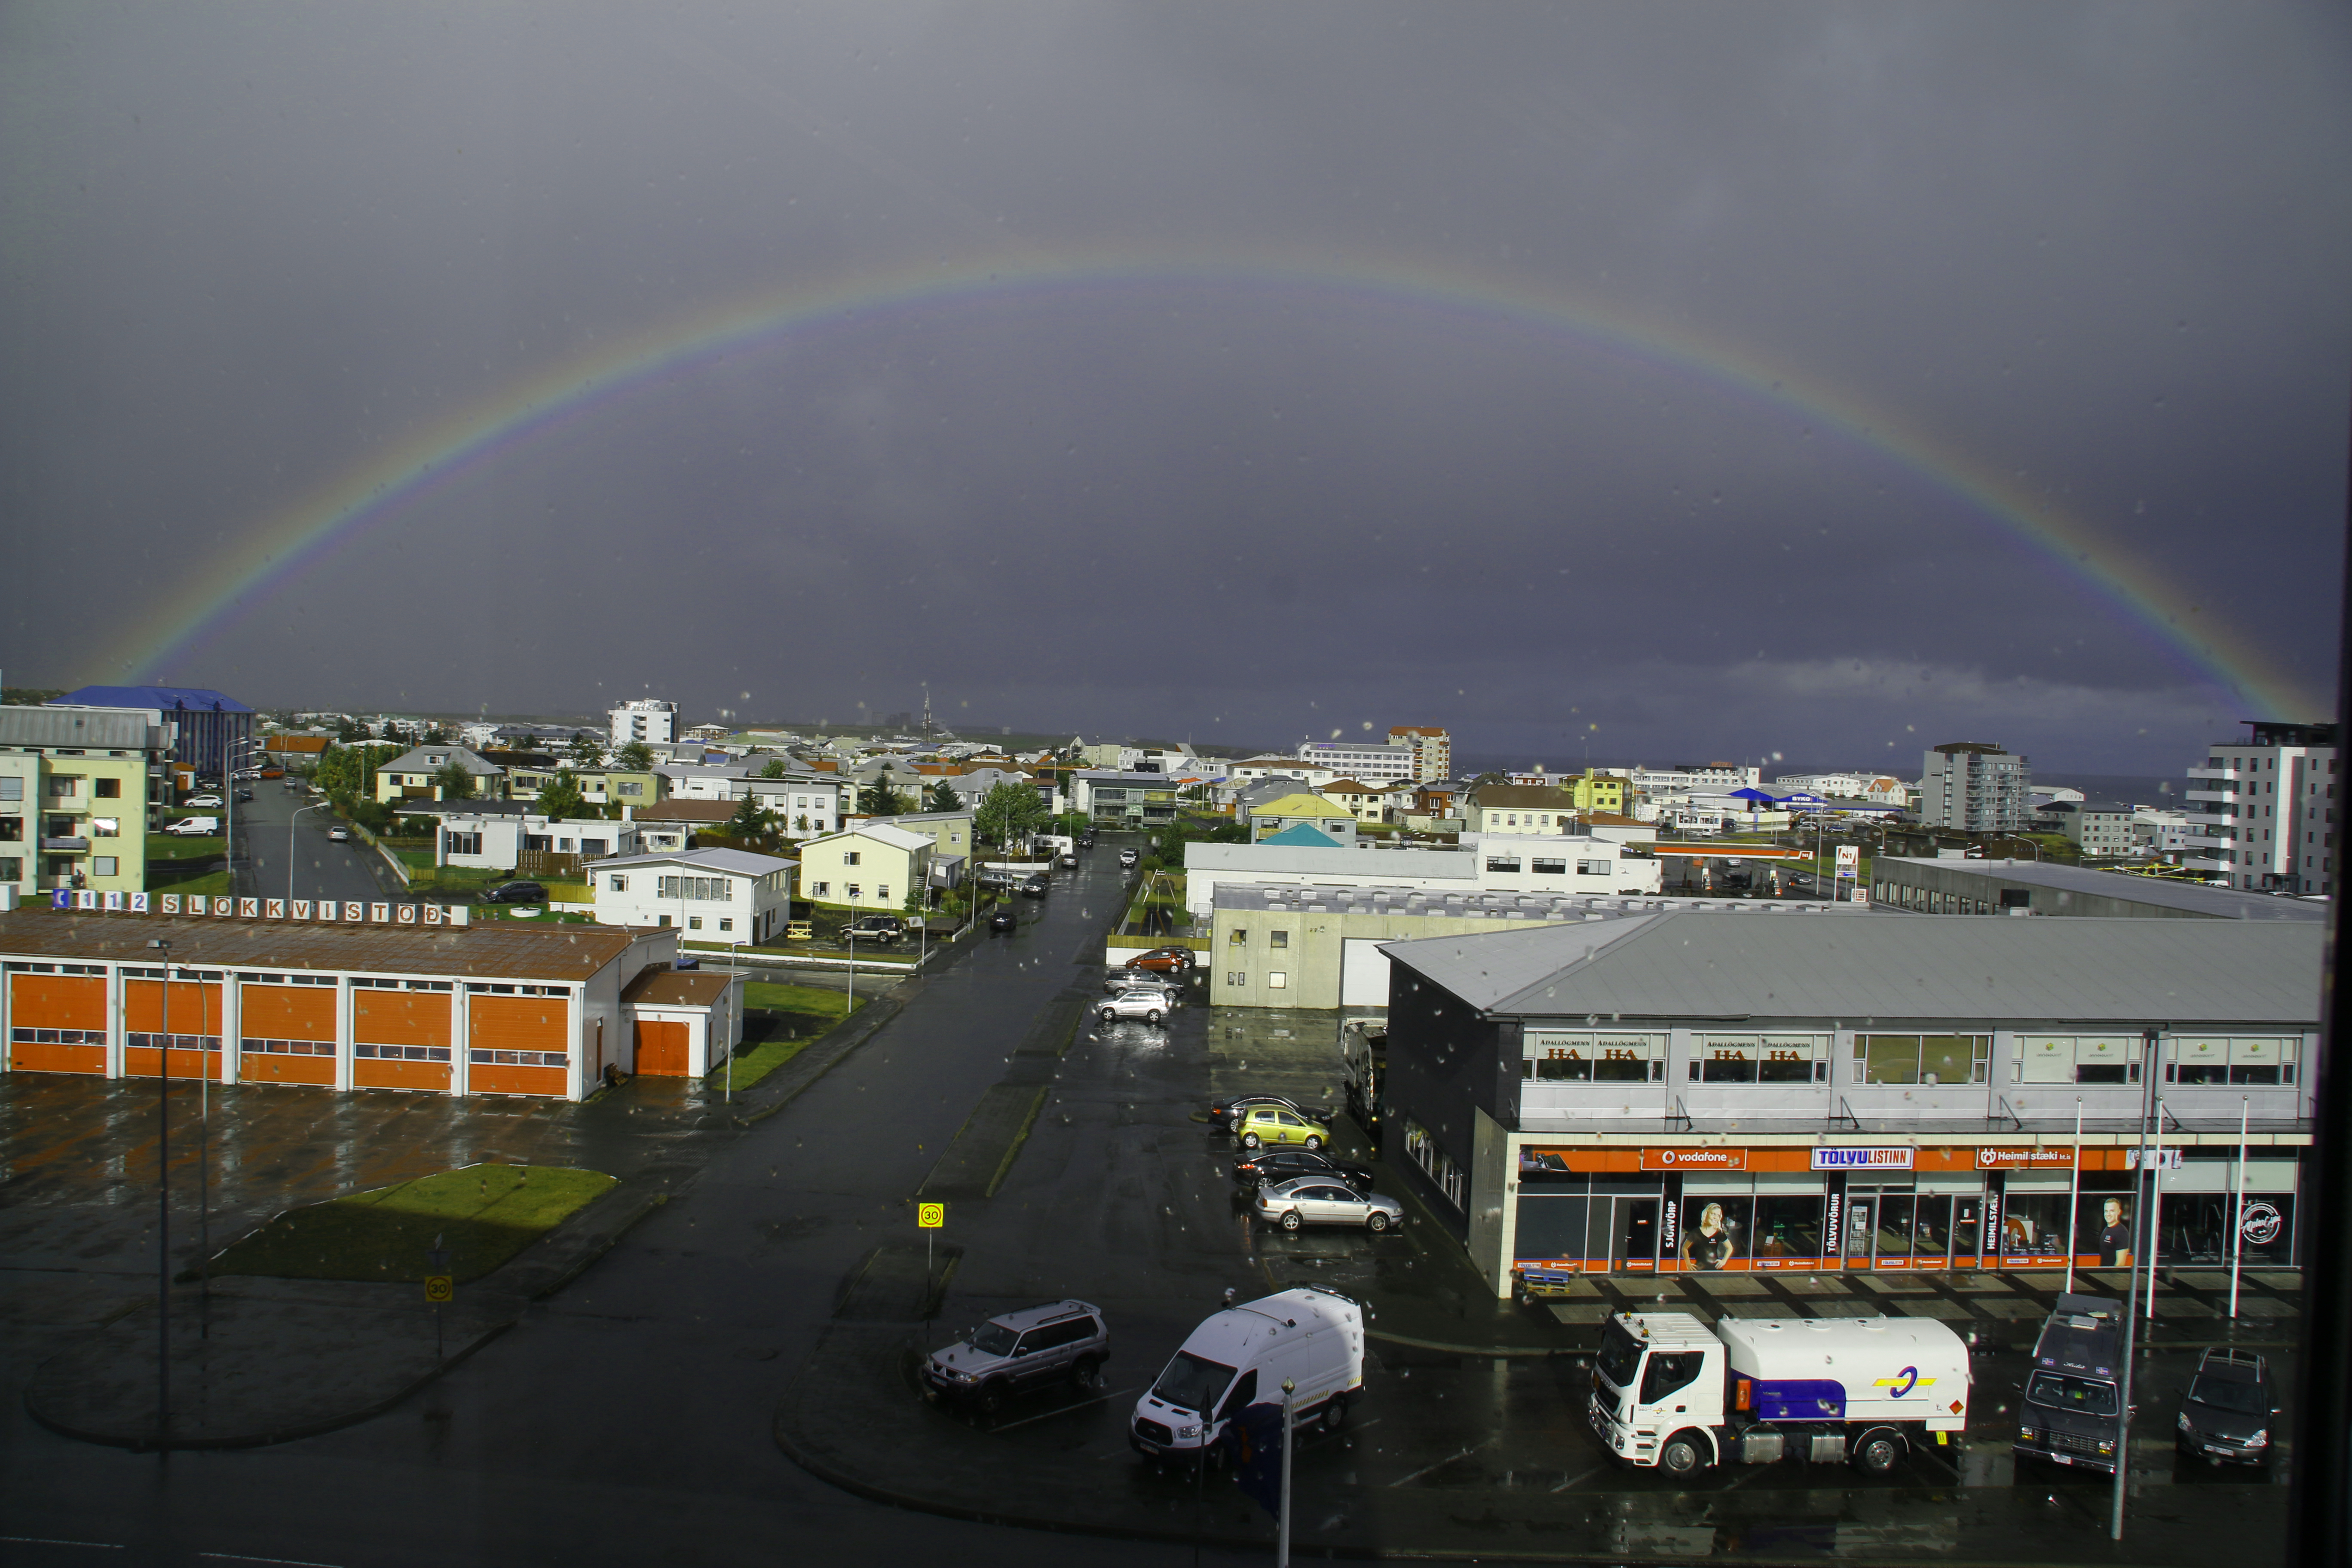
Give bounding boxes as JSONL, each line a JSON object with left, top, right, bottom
{"left": 2176, "top": 1348, "right": 2275, "bottom": 1466}
{"left": 1231, "top": 1148, "right": 1375, "bottom": 1191}
{"left": 989, "top": 906, "right": 1018, "bottom": 932}
{"left": 485, "top": 880, "right": 548, "bottom": 904}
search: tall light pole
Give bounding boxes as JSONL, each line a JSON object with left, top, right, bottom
{"left": 147, "top": 935, "right": 170, "bottom": 1448}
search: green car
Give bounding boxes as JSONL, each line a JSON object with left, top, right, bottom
{"left": 1234, "top": 1104, "right": 1331, "bottom": 1151}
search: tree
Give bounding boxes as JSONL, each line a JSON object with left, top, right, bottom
{"left": 974, "top": 781, "right": 1048, "bottom": 846}
{"left": 759, "top": 756, "right": 790, "bottom": 779}
{"left": 567, "top": 732, "right": 605, "bottom": 767}
{"left": 858, "top": 777, "right": 911, "bottom": 817}
{"left": 536, "top": 770, "right": 586, "bottom": 821}
{"left": 432, "top": 761, "right": 477, "bottom": 800}
{"left": 615, "top": 741, "right": 656, "bottom": 772}
{"left": 924, "top": 778, "right": 964, "bottom": 814}
{"left": 726, "top": 793, "right": 775, "bottom": 848}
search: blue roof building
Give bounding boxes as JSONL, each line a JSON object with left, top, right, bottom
{"left": 57, "top": 685, "right": 255, "bottom": 778}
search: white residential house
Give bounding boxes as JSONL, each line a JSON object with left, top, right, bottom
{"left": 1317, "top": 779, "right": 1391, "bottom": 824}
{"left": 795, "top": 824, "right": 936, "bottom": 912}
{"left": 593, "top": 846, "right": 798, "bottom": 943}
{"left": 655, "top": 763, "right": 758, "bottom": 799}
{"left": 436, "top": 812, "right": 640, "bottom": 873}
{"left": 741, "top": 774, "right": 852, "bottom": 836}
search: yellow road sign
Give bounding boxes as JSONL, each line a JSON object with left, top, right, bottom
{"left": 917, "top": 1202, "right": 945, "bottom": 1230}
{"left": 424, "top": 1275, "right": 454, "bottom": 1302}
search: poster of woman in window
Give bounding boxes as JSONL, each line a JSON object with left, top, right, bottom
{"left": 1682, "top": 1200, "right": 1740, "bottom": 1269}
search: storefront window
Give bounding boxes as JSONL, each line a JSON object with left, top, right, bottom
{"left": 1514, "top": 1179, "right": 1589, "bottom": 1265}
{"left": 1856, "top": 1033, "right": 1991, "bottom": 1085}
{"left": 2002, "top": 1191, "right": 2074, "bottom": 1265}
{"left": 1753, "top": 1195, "right": 1822, "bottom": 1262}
{"left": 1690, "top": 1033, "right": 1830, "bottom": 1084}
{"left": 1679, "top": 1195, "right": 1751, "bottom": 1269}
{"left": 1523, "top": 1029, "right": 1667, "bottom": 1083}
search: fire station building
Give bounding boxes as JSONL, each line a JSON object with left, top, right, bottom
{"left": 0, "top": 895, "right": 719, "bottom": 1099}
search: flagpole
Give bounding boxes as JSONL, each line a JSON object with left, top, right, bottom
{"left": 2230, "top": 1096, "right": 2248, "bottom": 1320}
{"left": 2147, "top": 1096, "right": 2165, "bottom": 1322}
{"left": 2065, "top": 1098, "right": 2083, "bottom": 1294}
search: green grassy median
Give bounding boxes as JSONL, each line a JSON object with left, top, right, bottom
{"left": 208, "top": 1162, "right": 616, "bottom": 1284}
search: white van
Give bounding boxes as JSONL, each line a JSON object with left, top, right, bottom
{"left": 163, "top": 816, "right": 220, "bottom": 836}
{"left": 1130, "top": 1286, "right": 1365, "bottom": 1462}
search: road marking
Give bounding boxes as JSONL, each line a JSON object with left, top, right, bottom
{"left": 1386, "top": 1436, "right": 1492, "bottom": 1488}
{"left": 2, "top": 1540, "right": 126, "bottom": 1552}
{"left": 1550, "top": 1465, "right": 1606, "bottom": 1492}
{"left": 991, "top": 1386, "right": 1140, "bottom": 1433}
{"left": 199, "top": 1555, "right": 344, "bottom": 1567}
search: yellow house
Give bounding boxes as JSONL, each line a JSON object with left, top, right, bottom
{"left": 1565, "top": 769, "right": 1627, "bottom": 815}
{"left": 1249, "top": 791, "right": 1359, "bottom": 845}
{"left": 796, "top": 824, "right": 936, "bottom": 911}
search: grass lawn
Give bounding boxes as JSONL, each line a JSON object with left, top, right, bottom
{"left": 708, "top": 1035, "right": 808, "bottom": 1093}
{"left": 146, "top": 833, "right": 226, "bottom": 861}
{"left": 744, "top": 981, "right": 864, "bottom": 1018}
{"left": 208, "top": 1163, "right": 616, "bottom": 1285}
{"left": 151, "top": 870, "right": 232, "bottom": 896}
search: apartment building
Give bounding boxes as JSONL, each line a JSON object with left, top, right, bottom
{"left": 1918, "top": 741, "right": 2029, "bottom": 833}
{"left": 1388, "top": 726, "right": 1453, "bottom": 784}
{"left": 0, "top": 705, "right": 174, "bottom": 900}
{"left": 1298, "top": 739, "right": 1418, "bottom": 782}
{"left": 2183, "top": 720, "right": 2338, "bottom": 894}
{"left": 609, "top": 698, "right": 680, "bottom": 746}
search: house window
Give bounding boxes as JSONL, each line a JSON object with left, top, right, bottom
{"left": 1858, "top": 1033, "right": 1993, "bottom": 1086}
{"left": 92, "top": 857, "right": 119, "bottom": 876}
{"left": 1229, "top": 928, "right": 1247, "bottom": 946}
{"left": 617, "top": 781, "right": 643, "bottom": 796}
{"left": 90, "top": 818, "right": 120, "bottom": 837}
{"left": 1485, "top": 857, "right": 1522, "bottom": 873}
{"left": 1689, "top": 1033, "right": 1832, "bottom": 1084}
{"left": 657, "top": 914, "right": 672, "bottom": 927}
{"left": 877, "top": 885, "right": 890, "bottom": 901}
{"left": 843, "top": 851, "right": 861, "bottom": 865}
{"left": 2015, "top": 1035, "right": 2141, "bottom": 1085}
{"left": 689, "top": 916, "right": 702, "bottom": 930}
{"left": 1269, "top": 931, "right": 1289, "bottom": 949}
{"left": 811, "top": 880, "right": 830, "bottom": 896}
{"left": 95, "top": 778, "right": 121, "bottom": 798}
{"left": 1268, "top": 972, "right": 1287, "bottom": 989}
{"left": 846, "top": 884, "right": 861, "bottom": 899}
{"left": 445, "top": 831, "right": 482, "bottom": 856}
{"left": 0, "top": 778, "right": 19, "bottom": 800}
{"left": 1531, "top": 858, "right": 1567, "bottom": 875}
{"left": 718, "top": 918, "right": 732, "bottom": 933}
{"left": 1523, "top": 1029, "right": 1669, "bottom": 1083}
{"left": 1577, "top": 860, "right": 1611, "bottom": 876}
{"left": 609, "top": 875, "right": 628, "bottom": 891}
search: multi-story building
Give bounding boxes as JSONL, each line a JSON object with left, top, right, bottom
{"left": 608, "top": 698, "right": 679, "bottom": 747}
{"left": 1374, "top": 911, "right": 2319, "bottom": 1298}
{"left": 1298, "top": 740, "right": 1417, "bottom": 783}
{"left": 1624, "top": 762, "right": 1763, "bottom": 795}
{"left": 2183, "top": 720, "right": 2338, "bottom": 894}
{"left": 1388, "top": 726, "right": 1452, "bottom": 784}
{"left": 1918, "top": 742, "right": 2029, "bottom": 833}
{"left": 56, "top": 685, "right": 253, "bottom": 783}
{"left": 2052, "top": 800, "right": 2137, "bottom": 860}
{"left": 0, "top": 705, "right": 174, "bottom": 900}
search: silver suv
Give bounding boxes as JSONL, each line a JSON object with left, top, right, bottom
{"left": 925, "top": 1299, "right": 1109, "bottom": 1415}
{"left": 1097, "top": 989, "right": 1170, "bottom": 1025}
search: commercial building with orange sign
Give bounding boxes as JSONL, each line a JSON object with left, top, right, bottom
{"left": 1372, "top": 910, "right": 2320, "bottom": 1299}
{"left": 0, "top": 900, "right": 732, "bottom": 1099}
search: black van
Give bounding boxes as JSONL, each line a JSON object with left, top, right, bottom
{"left": 2014, "top": 1292, "right": 2126, "bottom": 1474}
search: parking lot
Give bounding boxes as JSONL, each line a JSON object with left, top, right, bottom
{"left": 774, "top": 967, "right": 2292, "bottom": 1561}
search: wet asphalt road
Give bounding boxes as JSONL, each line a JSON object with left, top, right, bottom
{"left": 230, "top": 781, "right": 402, "bottom": 907}
{"left": 2, "top": 839, "right": 1269, "bottom": 1567}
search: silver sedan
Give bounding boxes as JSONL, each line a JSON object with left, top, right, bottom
{"left": 1254, "top": 1176, "right": 1406, "bottom": 1234}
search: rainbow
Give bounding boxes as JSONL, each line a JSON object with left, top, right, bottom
{"left": 103, "top": 252, "right": 2324, "bottom": 718}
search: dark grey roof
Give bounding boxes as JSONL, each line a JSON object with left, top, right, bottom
{"left": 0, "top": 704, "right": 168, "bottom": 751}
{"left": 1380, "top": 911, "right": 2321, "bottom": 1026}
{"left": 1875, "top": 858, "right": 2323, "bottom": 922}
{"left": 1213, "top": 882, "right": 1643, "bottom": 922}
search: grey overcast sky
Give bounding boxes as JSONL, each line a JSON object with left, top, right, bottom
{"left": 4, "top": 3, "right": 2348, "bottom": 773}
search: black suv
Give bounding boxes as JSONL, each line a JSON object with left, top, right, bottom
{"left": 2177, "top": 1348, "right": 2275, "bottom": 1466}
{"left": 989, "top": 906, "right": 1018, "bottom": 933}
{"left": 847, "top": 915, "right": 906, "bottom": 943}
{"left": 1020, "top": 875, "right": 1049, "bottom": 898}
{"left": 2015, "top": 1292, "right": 2126, "bottom": 1474}
{"left": 925, "top": 1299, "right": 1109, "bottom": 1415}
{"left": 485, "top": 880, "right": 548, "bottom": 904}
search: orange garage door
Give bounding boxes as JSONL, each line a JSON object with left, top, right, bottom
{"left": 123, "top": 979, "right": 223, "bottom": 1080}
{"left": 353, "top": 988, "right": 451, "bottom": 1092}
{"left": 469, "top": 995, "right": 570, "bottom": 1096}
{"left": 239, "top": 983, "right": 338, "bottom": 1086}
{"left": 634, "top": 1019, "right": 689, "bottom": 1076}
{"left": 8, "top": 974, "right": 107, "bottom": 1075}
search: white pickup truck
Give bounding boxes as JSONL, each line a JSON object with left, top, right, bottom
{"left": 1589, "top": 1311, "right": 1970, "bottom": 1476}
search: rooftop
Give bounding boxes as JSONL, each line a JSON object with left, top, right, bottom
{"left": 1876, "top": 858, "right": 2325, "bottom": 922}
{"left": 0, "top": 908, "right": 646, "bottom": 981}
{"left": 1381, "top": 910, "right": 2321, "bottom": 1025}
{"left": 621, "top": 967, "right": 739, "bottom": 1008}
{"left": 0, "top": 705, "right": 170, "bottom": 751}
{"left": 595, "top": 845, "right": 797, "bottom": 876}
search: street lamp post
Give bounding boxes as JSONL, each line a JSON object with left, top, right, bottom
{"left": 147, "top": 935, "right": 170, "bottom": 1448}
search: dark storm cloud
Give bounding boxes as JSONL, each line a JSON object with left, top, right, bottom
{"left": 3, "top": 2, "right": 2346, "bottom": 773}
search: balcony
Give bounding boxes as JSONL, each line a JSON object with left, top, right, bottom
{"left": 2186, "top": 766, "right": 2245, "bottom": 782}
{"left": 2184, "top": 789, "right": 2240, "bottom": 805}
{"left": 40, "top": 837, "right": 89, "bottom": 852}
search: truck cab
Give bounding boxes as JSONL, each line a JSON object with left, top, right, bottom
{"left": 1589, "top": 1313, "right": 1727, "bottom": 1473}
{"left": 2014, "top": 1292, "right": 2126, "bottom": 1474}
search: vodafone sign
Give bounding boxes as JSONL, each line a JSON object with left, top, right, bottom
{"left": 1641, "top": 1148, "right": 1748, "bottom": 1172}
